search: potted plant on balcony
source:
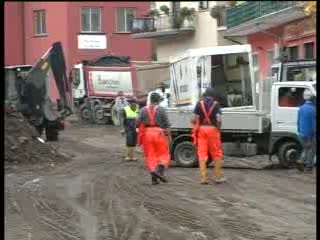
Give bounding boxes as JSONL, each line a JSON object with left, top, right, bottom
{"left": 179, "top": 7, "right": 196, "bottom": 28}
{"left": 159, "top": 5, "right": 171, "bottom": 30}
{"left": 160, "top": 5, "right": 170, "bottom": 15}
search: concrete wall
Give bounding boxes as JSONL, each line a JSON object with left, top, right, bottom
{"left": 4, "top": 2, "right": 24, "bottom": 66}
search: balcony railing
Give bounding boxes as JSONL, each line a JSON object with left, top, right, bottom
{"left": 226, "top": 1, "right": 299, "bottom": 29}
{"left": 132, "top": 13, "right": 195, "bottom": 35}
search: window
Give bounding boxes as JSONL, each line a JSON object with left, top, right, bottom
{"left": 288, "top": 46, "right": 299, "bottom": 61}
{"left": 217, "top": 8, "right": 227, "bottom": 27}
{"left": 81, "top": 7, "right": 102, "bottom": 32}
{"left": 304, "top": 42, "right": 314, "bottom": 59}
{"left": 117, "top": 8, "right": 136, "bottom": 32}
{"left": 34, "top": 10, "right": 46, "bottom": 35}
{"left": 199, "top": 1, "right": 209, "bottom": 9}
{"left": 278, "top": 87, "right": 305, "bottom": 108}
{"left": 284, "top": 66, "right": 316, "bottom": 82}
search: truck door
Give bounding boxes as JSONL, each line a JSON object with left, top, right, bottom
{"left": 271, "top": 85, "right": 310, "bottom": 134}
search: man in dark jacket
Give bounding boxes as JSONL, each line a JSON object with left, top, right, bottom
{"left": 123, "top": 97, "right": 139, "bottom": 161}
{"left": 192, "top": 88, "right": 225, "bottom": 184}
{"left": 137, "top": 92, "right": 171, "bottom": 185}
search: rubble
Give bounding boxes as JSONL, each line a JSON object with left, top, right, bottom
{"left": 5, "top": 112, "right": 67, "bottom": 164}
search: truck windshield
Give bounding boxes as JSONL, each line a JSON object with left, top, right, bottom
{"left": 283, "top": 65, "right": 316, "bottom": 82}
{"left": 72, "top": 68, "right": 81, "bottom": 88}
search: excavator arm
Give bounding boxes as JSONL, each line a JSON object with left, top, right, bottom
{"left": 5, "top": 42, "right": 72, "bottom": 140}
{"left": 23, "top": 42, "right": 72, "bottom": 122}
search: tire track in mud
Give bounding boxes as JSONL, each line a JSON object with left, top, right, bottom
{"left": 130, "top": 169, "right": 296, "bottom": 240}
{"left": 111, "top": 168, "right": 231, "bottom": 240}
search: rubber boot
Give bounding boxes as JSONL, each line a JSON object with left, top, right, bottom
{"left": 125, "top": 147, "right": 131, "bottom": 161}
{"left": 199, "top": 161, "right": 209, "bottom": 184}
{"left": 214, "top": 160, "right": 226, "bottom": 183}
{"left": 130, "top": 147, "right": 138, "bottom": 161}
{"left": 151, "top": 172, "right": 159, "bottom": 185}
{"left": 156, "top": 165, "right": 168, "bottom": 183}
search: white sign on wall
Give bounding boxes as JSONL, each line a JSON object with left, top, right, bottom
{"left": 78, "top": 34, "right": 107, "bottom": 49}
{"left": 89, "top": 71, "right": 133, "bottom": 95}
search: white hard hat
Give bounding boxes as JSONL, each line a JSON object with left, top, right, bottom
{"left": 303, "top": 89, "right": 313, "bottom": 100}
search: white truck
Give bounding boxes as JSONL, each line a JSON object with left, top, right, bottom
{"left": 161, "top": 45, "right": 316, "bottom": 167}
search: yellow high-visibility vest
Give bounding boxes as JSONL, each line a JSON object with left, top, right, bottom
{"left": 124, "top": 105, "right": 139, "bottom": 119}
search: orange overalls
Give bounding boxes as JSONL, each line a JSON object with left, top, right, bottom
{"left": 192, "top": 100, "right": 225, "bottom": 184}
{"left": 138, "top": 106, "right": 170, "bottom": 173}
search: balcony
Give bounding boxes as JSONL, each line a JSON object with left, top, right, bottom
{"left": 224, "top": 1, "right": 307, "bottom": 36}
{"left": 131, "top": 13, "right": 195, "bottom": 39}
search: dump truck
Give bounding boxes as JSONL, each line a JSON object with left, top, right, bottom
{"left": 71, "top": 56, "right": 169, "bottom": 125}
{"left": 161, "top": 45, "right": 316, "bottom": 167}
{"left": 5, "top": 42, "right": 72, "bottom": 141}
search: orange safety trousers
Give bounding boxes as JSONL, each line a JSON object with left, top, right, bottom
{"left": 197, "top": 126, "right": 223, "bottom": 162}
{"left": 143, "top": 127, "right": 170, "bottom": 172}
{"left": 139, "top": 105, "right": 170, "bottom": 172}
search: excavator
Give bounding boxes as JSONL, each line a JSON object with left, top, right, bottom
{"left": 5, "top": 42, "right": 72, "bottom": 141}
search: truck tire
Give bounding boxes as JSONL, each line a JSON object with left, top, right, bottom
{"left": 278, "top": 141, "right": 302, "bottom": 168}
{"left": 111, "top": 104, "right": 120, "bottom": 126}
{"left": 174, "top": 142, "right": 198, "bottom": 168}
{"left": 79, "top": 104, "right": 91, "bottom": 122}
{"left": 93, "top": 105, "right": 107, "bottom": 125}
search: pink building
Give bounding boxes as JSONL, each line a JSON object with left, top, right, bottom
{"left": 5, "top": 2, "right": 152, "bottom": 72}
{"left": 224, "top": 2, "right": 316, "bottom": 80}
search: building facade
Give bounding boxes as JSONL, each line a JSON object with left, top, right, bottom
{"left": 5, "top": 2, "right": 152, "bottom": 72}
{"left": 131, "top": 1, "right": 246, "bottom": 62}
{"left": 224, "top": 1, "right": 316, "bottom": 81}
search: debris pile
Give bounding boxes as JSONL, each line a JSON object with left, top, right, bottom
{"left": 5, "top": 112, "right": 67, "bottom": 164}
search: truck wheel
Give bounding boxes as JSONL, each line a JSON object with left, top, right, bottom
{"left": 111, "top": 104, "right": 120, "bottom": 126}
{"left": 93, "top": 105, "right": 107, "bottom": 125}
{"left": 174, "top": 142, "right": 198, "bottom": 168}
{"left": 79, "top": 104, "right": 91, "bottom": 122}
{"left": 278, "top": 142, "right": 302, "bottom": 168}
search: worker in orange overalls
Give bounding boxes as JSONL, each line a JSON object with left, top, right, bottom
{"left": 192, "top": 87, "right": 226, "bottom": 184}
{"left": 137, "top": 92, "right": 171, "bottom": 185}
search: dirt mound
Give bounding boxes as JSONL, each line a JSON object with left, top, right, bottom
{"left": 5, "top": 112, "right": 67, "bottom": 164}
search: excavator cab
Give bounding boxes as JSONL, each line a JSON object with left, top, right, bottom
{"left": 5, "top": 42, "right": 72, "bottom": 141}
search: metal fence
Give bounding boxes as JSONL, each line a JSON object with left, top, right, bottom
{"left": 132, "top": 13, "right": 195, "bottom": 34}
{"left": 226, "top": 1, "right": 298, "bottom": 28}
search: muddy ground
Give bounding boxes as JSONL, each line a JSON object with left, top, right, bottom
{"left": 5, "top": 116, "right": 316, "bottom": 240}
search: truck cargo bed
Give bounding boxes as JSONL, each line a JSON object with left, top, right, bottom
{"left": 167, "top": 106, "right": 269, "bottom": 133}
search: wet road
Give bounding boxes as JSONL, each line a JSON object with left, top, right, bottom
{"left": 5, "top": 121, "right": 317, "bottom": 240}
